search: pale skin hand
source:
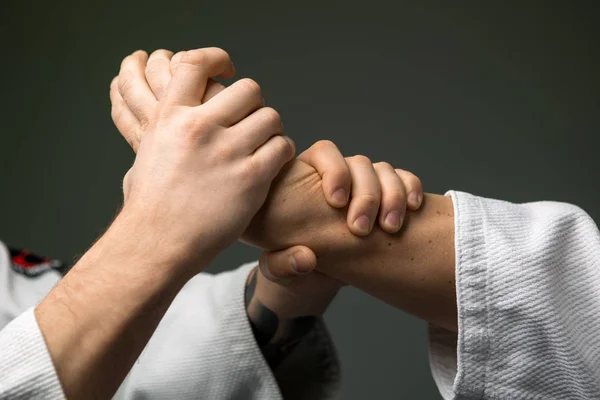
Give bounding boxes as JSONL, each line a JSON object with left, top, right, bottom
{"left": 111, "top": 48, "right": 453, "bottom": 337}
{"left": 110, "top": 50, "right": 425, "bottom": 334}
{"left": 35, "top": 48, "right": 295, "bottom": 399}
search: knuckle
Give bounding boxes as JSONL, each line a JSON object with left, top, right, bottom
{"left": 240, "top": 158, "right": 263, "bottom": 182}
{"left": 110, "top": 103, "right": 121, "bottom": 121}
{"left": 412, "top": 175, "right": 424, "bottom": 190}
{"left": 373, "top": 161, "right": 393, "bottom": 171}
{"left": 171, "top": 51, "right": 185, "bottom": 64}
{"left": 356, "top": 192, "right": 381, "bottom": 208}
{"left": 206, "top": 47, "right": 230, "bottom": 61}
{"left": 151, "top": 49, "right": 173, "bottom": 59}
{"left": 179, "top": 116, "right": 213, "bottom": 142}
{"left": 350, "top": 155, "right": 372, "bottom": 165}
{"left": 248, "top": 136, "right": 292, "bottom": 176}
{"left": 280, "top": 136, "right": 295, "bottom": 158}
{"left": 399, "top": 169, "right": 423, "bottom": 191}
{"left": 330, "top": 169, "right": 350, "bottom": 185}
{"left": 261, "top": 107, "right": 282, "bottom": 127}
{"left": 267, "top": 135, "right": 291, "bottom": 159}
{"left": 312, "top": 139, "right": 336, "bottom": 152}
{"left": 133, "top": 49, "right": 148, "bottom": 59}
{"left": 117, "top": 70, "right": 135, "bottom": 96}
{"left": 180, "top": 49, "right": 207, "bottom": 66}
{"left": 386, "top": 189, "right": 407, "bottom": 205}
{"left": 119, "top": 54, "right": 132, "bottom": 70}
{"left": 213, "top": 142, "right": 236, "bottom": 162}
{"left": 238, "top": 78, "right": 262, "bottom": 96}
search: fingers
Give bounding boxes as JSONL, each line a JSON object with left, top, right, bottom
{"left": 145, "top": 49, "right": 174, "bottom": 101}
{"left": 345, "top": 156, "right": 382, "bottom": 236}
{"left": 166, "top": 48, "right": 235, "bottom": 107}
{"left": 395, "top": 169, "right": 424, "bottom": 210}
{"left": 297, "top": 140, "right": 351, "bottom": 208}
{"left": 373, "top": 162, "right": 407, "bottom": 233}
{"left": 258, "top": 245, "right": 317, "bottom": 284}
{"left": 251, "top": 134, "right": 296, "bottom": 181}
{"left": 110, "top": 77, "right": 141, "bottom": 152}
{"left": 201, "top": 79, "right": 226, "bottom": 103}
{"left": 170, "top": 51, "right": 185, "bottom": 75}
{"left": 118, "top": 50, "right": 157, "bottom": 125}
{"left": 199, "top": 78, "right": 264, "bottom": 126}
{"left": 229, "top": 107, "right": 284, "bottom": 155}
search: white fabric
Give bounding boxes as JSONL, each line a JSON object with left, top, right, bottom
{"left": 0, "top": 242, "right": 339, "bottom": 399}
{"left": 4, "top": 189, "right": 600, "bottom": 400}
{"left": 429, "top": 191, "right": 600, "bottom": 400}
{"left": 0, "top": 308, "right": 64, "bottom": 400}
{"left": 0, "top": 242, "right": 64, "bottom": 399}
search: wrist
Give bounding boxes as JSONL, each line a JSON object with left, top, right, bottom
{"left": 114, "top": 205, "right": 212, "bottom": 281}
{"left": 244, "top": 268, "right": 330, "bottom": 369}
{"left": 256, "top": 268, "right": 341, "bottom": 318}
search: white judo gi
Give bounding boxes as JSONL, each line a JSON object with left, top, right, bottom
{"left": 1, "top": 191, "right": 599, "bottom": 399}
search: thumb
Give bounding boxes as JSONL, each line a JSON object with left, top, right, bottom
{"left": 258, "top": 245, "right": 317, "bottom": 284}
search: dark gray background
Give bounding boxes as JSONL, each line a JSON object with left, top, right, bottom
{"left": 1, "top": 1, "right": 599, "bottom": 398}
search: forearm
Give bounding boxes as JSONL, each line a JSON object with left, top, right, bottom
{"left": 245, "top": 267, "right": 340, "bottom": 369}
{"left": 315, "top": 193, "right": 456, "bottom": 331}
{"left": 242, "top": 161, "right": 456, "bottom": 331}
{"left": 35, "top": 211, "right": 199, "bottom": 399}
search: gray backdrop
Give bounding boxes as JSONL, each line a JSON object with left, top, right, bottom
{"left": 1, "top": 2, "right": 599, "bottom": 399}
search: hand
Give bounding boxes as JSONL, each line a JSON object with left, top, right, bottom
{"left": 112, "top": 50, "right": 230, "bottom": 201}
{"left": 243, "top": 143, "right": 423, "bottom": 370}
{"left": 109, "top": 49, "right": 423, "bottom": 315}
{"left": 244, "top": 144, "right": 424, "bottom": 320}
{"left": 240, "top": 156, "right": 423, "bottom": 258}
{"left": 110, "top": 48, "right": 295, "bottom": 274}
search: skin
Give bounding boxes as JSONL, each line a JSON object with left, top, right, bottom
{"left": 34, "top": 45, "right": 455, "bottom": 400}
{"left": 241, "top": 160, "right": 457, "bottom": 331}
{"left": 112, "top": 48, "right": 456, "bottom": 340}
{"left": 36, "top": 48, "right": 298, "bottom": 399}
{"left": 111, "top": 49, "right": 427, "bottom": 368}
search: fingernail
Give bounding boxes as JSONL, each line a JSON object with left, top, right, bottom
{"left": 385, "top": 211, "right": 400, "bottom": 229}
{"left": 353, "top": 215, "right": 370, "bottom": 234}
{"left": 332, "top": 188, "right": 347, "bottom": 205}
{"left": 418, "top": 193, "right": 423, "bottom": 206}
{"left": 290, "top": 253, "right": 312, "bottom": 274}
{"left": 408, "top": 192, "right": 419, "bottom": 208}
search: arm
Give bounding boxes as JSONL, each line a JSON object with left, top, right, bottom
{"left": 245, "top": 165, "right": 600, "bottom": 399}
{"left": 28, "top": 48, "right": 295, "bottom": 399}
{"left": 242, "top": 159, "right": 457, "bottom": 331}
{"left": 113, "top": 262, "right": 310, "bottom": 400}
{"left": 109, "top": 51, "right": 425, "bottom": 399}
{"left": 35, "top": 216, "right": 196, "bottom": 399}
{"left": 429, "top": 191, "right": 600, "bottom": 399}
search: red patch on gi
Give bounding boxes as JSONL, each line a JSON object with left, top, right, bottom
{"left": 9, "top": 248, "right": 64, "bottom": 277}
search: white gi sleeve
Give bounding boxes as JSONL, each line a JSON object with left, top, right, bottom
{"left": 429, "top": 191, "right": 600, "bottom": 400}
{"left": 114, "top": 261, "right": 340, "bottom": 400}
{"left": 0, "top": 242, "right": 64, "bottom": 400}
{"left": 0, "top": 241, "right": 340, "bottom": 399}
